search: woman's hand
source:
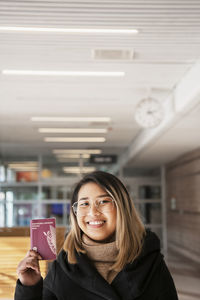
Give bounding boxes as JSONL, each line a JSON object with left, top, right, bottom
{"left": 17, "top": 250, "right": 42, "bottom": 286}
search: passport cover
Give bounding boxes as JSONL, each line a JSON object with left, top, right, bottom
{"left": 30, "top": 218, "right": 57, "bottom": 260}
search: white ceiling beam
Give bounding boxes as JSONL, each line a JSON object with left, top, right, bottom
{"left": 116, "top": 61, "right": 200, "bottom": 170}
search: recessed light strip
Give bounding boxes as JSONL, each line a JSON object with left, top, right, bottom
{"left": 56, "top": 154, "right": 90, "bottom": 159}
{"left": 57, "top": 158, "right": 89, "bottom": 163}
{"left": 2, "top": 70, "right": 125, "bottom": 77}
{"left": 53, "top": 149, "right": 102, "bottom": 154}
{"left": 58, "top": 159, "right": 82, "bottom": 163}
{"left": 39, "top": 128, "right": 107, "bottom": 133}
{"left": 8, "top": 162, "right": 38, "bottom": 168}
{"left": 0, "top": 26, "right": 138, "bottom": 34}
{"left": 63, "top": 167, "right": 96, "bottom": 174}
{"left": 32, "top": 117, "right": 111, "bottom": 122}
{"left": 45, "top": 137, "right": 106, "bottom": 142}
{"left": 8, "top": 166, "right": 39, "bottom": 171}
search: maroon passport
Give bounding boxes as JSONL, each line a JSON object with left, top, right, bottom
{"left": 30, "top": 218, "right": 57, "bottom": 260}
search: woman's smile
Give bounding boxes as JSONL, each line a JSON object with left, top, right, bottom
{"left": 86, "top": 219, "right": 106, "bottom": 228}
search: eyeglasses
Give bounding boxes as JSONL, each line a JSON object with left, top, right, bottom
{"left": 72, "top": 197, "right": 115, "bottom": 216}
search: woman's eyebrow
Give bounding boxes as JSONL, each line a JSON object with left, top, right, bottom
{"left": 78, "top": 197, "right": 89, "bottom": 201}
{"left": 78, "top": 194, "right": 110, "bottom": 201}
{"left": 97, "top": 194, "right": 110, "bottom": 198}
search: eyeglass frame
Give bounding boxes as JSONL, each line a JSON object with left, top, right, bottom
{"left": 72, "top": 197, "right": 116, "bottom": 216}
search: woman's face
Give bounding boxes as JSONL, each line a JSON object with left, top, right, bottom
{"left": 76, "top": 182, "right": 117, "bottom": 242}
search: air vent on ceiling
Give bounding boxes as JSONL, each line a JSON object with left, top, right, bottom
{"left": 92, "top": 49, "right": 134, "bottom": 61}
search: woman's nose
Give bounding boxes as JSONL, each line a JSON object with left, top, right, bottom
{"left": 87, "top": 202, "right": 100, "bottom": 216}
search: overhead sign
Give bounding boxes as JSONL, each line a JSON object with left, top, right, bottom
{"left": 90, "top": 154, "right": 117, "bottom": 164}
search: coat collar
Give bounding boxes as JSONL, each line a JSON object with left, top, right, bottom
{"left": 58, "top": 250, "right": 121, "bottom": 300}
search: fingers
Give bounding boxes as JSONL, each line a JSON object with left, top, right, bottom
{"left": 17, "top": 250, "right": 42, "bottom": 277}
{"left": 18, "top": 256, "right": 40, "bottom": 275}
{"left": 26, "top": 249, "right": 42, "bottom": 260}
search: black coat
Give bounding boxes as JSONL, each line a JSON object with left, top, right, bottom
{"left": 14, "top": 231, "right": 178, "bottom": 300}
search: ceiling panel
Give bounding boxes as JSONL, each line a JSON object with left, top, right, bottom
{"left": 0, "top": 0, "right": 200, "bottom": 170}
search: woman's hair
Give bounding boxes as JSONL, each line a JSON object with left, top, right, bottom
{"left": 63, "top": 171, "right": 146, "bottom": 271}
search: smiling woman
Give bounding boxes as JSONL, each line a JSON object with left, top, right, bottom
{"left": 65, "top": 171, "right": 145, "bottom": 271}
{"left": 15, "top": 171, "right": 178, "bottom": 300}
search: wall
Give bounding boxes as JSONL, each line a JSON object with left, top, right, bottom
{"left": 166, "top": 148, "right": 200, "bottom": 261}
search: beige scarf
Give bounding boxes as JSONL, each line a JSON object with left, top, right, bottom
{"left": 82, "top": 234, "right": 119, "bottom": 284}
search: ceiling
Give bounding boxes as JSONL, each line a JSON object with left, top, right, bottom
{"left": 0, "top": 0, "right": 200, "bottom": 173}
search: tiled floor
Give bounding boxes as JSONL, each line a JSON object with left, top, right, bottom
{"left": 167, "top": 250, "right": 200, "bottom": 300}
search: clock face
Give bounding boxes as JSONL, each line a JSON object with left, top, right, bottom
{"left": 135, "top": 97, "right": 164, "bottom": 128}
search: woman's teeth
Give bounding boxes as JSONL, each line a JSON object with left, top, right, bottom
{"left": 88, "top": 221, "right": 105, "bottom": 225}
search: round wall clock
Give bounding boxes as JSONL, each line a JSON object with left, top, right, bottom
{"left": 135, "top": 97, "right": 164, "bottom": 128}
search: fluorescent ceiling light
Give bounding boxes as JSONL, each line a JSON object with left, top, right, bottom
{"left": 32, "top": 117, "right": 111, "bottom": 122}
{"left": 0, "top": 26, "right": 138, "bottom": 34}
{"left": 39, "top": 128, "right": 107, "bottom": 133}
{"left": 57, "top": 158, "right": 89, "bottom": 163}
{"left": 8, "top": 161, "right": 37, "bottom": 164}
{"left": 53, "top": 149, "right": 102, "bottom": 154}
{"left": 63, "top": 167, "right": 96, "bottom": 174}
{"left": 2, "top": 70, "right": 125, "bottom": 77}
{"left": 8, "top": 166, "right": 38, "bottom": 171}
{"left": 8, "top": 165, "right": 38, "bottom": 169}
{"left": 56, "top": 154, "right": 90, "bottom": 159}
{"left": 8, "top": 161, "right": 38, "bottom": 171}
{"left": 45, "top": 137, "right": 106, "bottom": 142}
{"left": 8, "top": 162, "right": 38, "bottom": 168}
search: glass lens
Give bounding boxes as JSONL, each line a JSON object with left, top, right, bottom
{"left": 72, "top": 202, "right": 78, "bottom": 214}
{"left": 73, "top": 198, "right": 114, "bottom": 215}
{"left": 97, "top": 198, "right": 114, "bottom": 213}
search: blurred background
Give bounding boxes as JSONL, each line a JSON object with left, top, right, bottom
{"left": 0, "top": 0, "right": 200, "bottom": 299}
